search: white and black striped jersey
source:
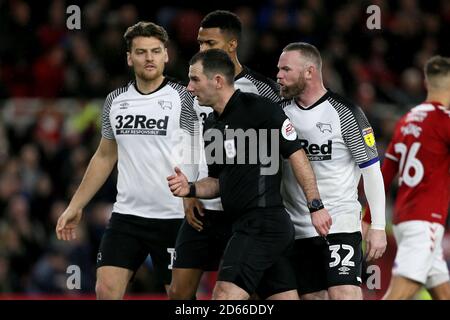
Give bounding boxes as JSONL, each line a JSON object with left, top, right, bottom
{"left": 281, "top": 91, "right": 379, "bottom": 239}
{"left": 102, "top": 78, "right": 199, "bottom": 219}
{"left": 194, "top": 66, "right": 280, "bottom": 210}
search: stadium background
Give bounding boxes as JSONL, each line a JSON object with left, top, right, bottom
{"left": 0, "top": 0, "right": 449, "bottom": 299}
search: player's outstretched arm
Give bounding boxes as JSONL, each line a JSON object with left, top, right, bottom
{"left": 362, "top": 156, "right": 399, "bottom": 228}
{"left": 288, "top": 149, "right": 332, "bottom": 236}
{"left": 56, "top": 137, "right": 118, "bottom": 241}
{"left": 361, "top": 161, "right": 387, "bottom": 261}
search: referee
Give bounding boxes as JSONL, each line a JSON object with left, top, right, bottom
{"left": 168, "top": 49, "right": 331, "bottom": 299}
{"left": 170, "top": 10, "right": 285, "bottom": 300}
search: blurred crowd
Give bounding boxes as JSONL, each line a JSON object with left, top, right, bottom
{"left": 0, "top": 0, "right": 450, "bottom": 295}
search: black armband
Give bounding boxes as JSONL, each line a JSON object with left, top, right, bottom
{"left": 186, "top": 182, "right": 196, "bottom": 198}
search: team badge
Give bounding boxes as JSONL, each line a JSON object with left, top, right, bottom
{"left": 158, "top": 100, "right": 172, "bottom": 110}
{"left": 362, "top": 127, "right": 375, "bottom": 147}
{"left": 316, "top": 122, "right": 332, "bottom": 133}
{"left": 281, "top": 119, "right": 297, "bottom": 141}
{"left": 224, "top": 139, "right": 236, "bottom": 158}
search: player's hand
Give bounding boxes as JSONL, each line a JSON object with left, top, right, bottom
{"left": 183, "top": 198, "right": 204, "bottom": 231}
{"left": 311, "top": 208, "right": 332, "bottom": 237}
{"left": 365, "top": 228, "right": 387, "bottom": 261}
{"left": 56, "top": 207, "right": 83, "bottom": 241}
{"left": 167, "top": 167, "right": 189, "bottom": 197}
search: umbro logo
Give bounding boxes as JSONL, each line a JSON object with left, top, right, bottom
{"left": 119, "top": 102, "right": 129, "bottom": 109}
{"left": 158, "top": 100, "right": 172, "bottom": 110}
{"left": 316, "top": 122, "right": 332, "bottom": 133}
{"left": 338, "top": 266, "right": 350, "bottom": 275}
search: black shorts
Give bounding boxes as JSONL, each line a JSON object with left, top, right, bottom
{"left": 96, "top": 212, "right": 183, "bottom": 285}
{"left": 292, "top": 232, "right": 363, "bottom": 295}
{"left": 173, "top": 209, "right": 232, "bottom": 271}
{"left": 218, "top": 208, "right": 296, "bottom": 298}
{"left": 255, "top": 254, "right": 297, "bottom": 299}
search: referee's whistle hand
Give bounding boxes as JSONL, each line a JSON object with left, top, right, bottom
{"left": 167, "top": 167, "right": 189, "bottom": 197}
{"left": 311, "top": 208, "right": 332, "bottom": 237}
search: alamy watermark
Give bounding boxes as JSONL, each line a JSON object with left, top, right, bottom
{"left": 66, "top": 5, "right": 81, "bottom": 30}
{"left": 366, "top": 5, "right": 381, "bottom": 30}
{"left": 65, "top": 4, "right": 381, "bottom": 32}
{"left": 66, "top": 265, "right": 81, "bottom": 290}
{"left": 366, "top": 265, "right": 381, "bottom": 290}
{"left": 170, "top": 128, "right": 284, "bottom": 176}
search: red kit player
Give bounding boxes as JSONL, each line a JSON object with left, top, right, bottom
{"left": 364, "top": 55, "right": 450, "bottom": 300}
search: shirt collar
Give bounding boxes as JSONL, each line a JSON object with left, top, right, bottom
{"left": 214, "top": 89, "right": 241, "bottom": 119}
{"left": 294, "top": 90, "right": 330, "bottom": 110}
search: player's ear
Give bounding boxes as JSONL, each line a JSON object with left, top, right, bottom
{"left": 164, "top": 47, "right": 169, "bottom": 63}
{"left": 305, "top": 64, "right": 314, "bottom": 80}
{"left": 127, "top": 51, "right": 132, "bottom": 67}
{"left": 214, "top": 74, "right": 224, "bottom": 89}
{"left": 228, "top": 39, "right": 238, "bottom": 53}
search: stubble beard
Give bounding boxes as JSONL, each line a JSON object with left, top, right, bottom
{"left": 135, "top": 67, "right": 162, "bottom": 83}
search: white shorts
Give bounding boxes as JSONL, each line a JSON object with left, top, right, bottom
{"left": 392, "top": 220, "right": 449, "bottom": 289}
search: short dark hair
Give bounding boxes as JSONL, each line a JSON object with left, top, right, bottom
{"left": 200, "top": 10, "right": 242, "bottom": 40}
{"left": 123, "top": 21, "right": 169, "bottom": 51}
{"left": 425, "top": 55, "right": 450, "bottom": 79}
{"left": 189, "top": 49, "right": 235, "bottom": 84}
{"left": 283, "top": 42, "right": 322, "bottom": 70}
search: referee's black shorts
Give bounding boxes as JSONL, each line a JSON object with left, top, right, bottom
{"left": 173, "top": 209, "right": 232, "bottom": 271}
{"left": 96, "top": 212, "right": 183, "bottom": 285}
{"left": 218, "top": 207, "right": 297, "bottom": 298}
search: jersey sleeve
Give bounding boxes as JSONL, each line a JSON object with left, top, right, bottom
{"left": 245, "top": 70, "right": 281, "bottom": 103}
{"left": 180, "top": 91, "right": 200, "bottom": 137}
{"left": 439, "top": 108, "right": 450, "bottom": 145}
{"left": 258, "top": 78, "right": 281, "bottom": 103}
{"left": 201, "top": 114, "right": 223, "bottom": 179}
{"left": 383, "top": 116, "right": 405, "bottom": 163}
{"left": 269, "top": 102, "right": 303, "bottom": 158}
{"left": 340, "top": 105, "right": 379, "bottom": 168}
{"left": 101, "top": 93, "right": 115, "bottom": 140}
{"left": 384, "top": 138, "right": 399, "bottom": 162}
{"left": 207, "top": 162, "right": 222, "bottom": 179}
{"left": 363, "top": 154, "right": 400, "bottom": 224}
{"left": 101, "top": 85, "right": 129, "bottom": 140}
{"left": 178, "top": 90, "right": 201, "bottom": 181}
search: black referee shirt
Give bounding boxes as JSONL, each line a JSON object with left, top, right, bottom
{"left": 204, "top": 90, "right": 302, "bottom": 218}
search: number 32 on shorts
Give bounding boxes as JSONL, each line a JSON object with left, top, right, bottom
{"left": 328, "top": 244, "right": 355, "bottom": 268}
